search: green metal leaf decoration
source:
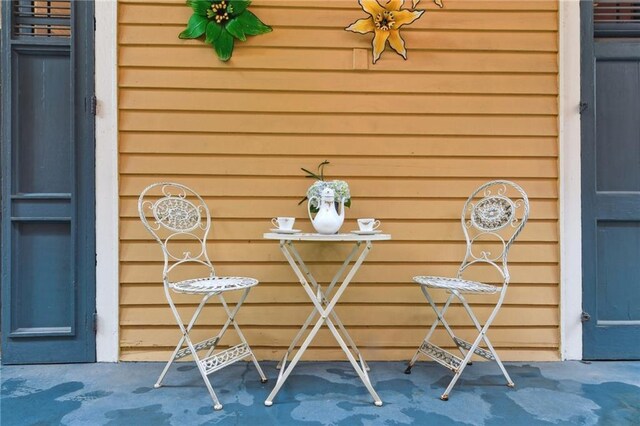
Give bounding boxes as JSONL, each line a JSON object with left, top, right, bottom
{"left": 205, "top": 21, "right": 222, "bottom": 44}
{"left": 214, "top": 29, "right": 235, "bottom": 62}
{"left": 187, "top": 0, "right": 210, "bottom": 16}
{"left": 179, "top": 14, "right": 208, "bottom": 39}
{"left": 179, "top": 0, "right": 272, "bottom": 62}
{"left": 228, "top": 0, "right": 250, "bottom": 16}
{"left": 236, "top": 10, "right": 272, "bottom": 36}
{"left": 226, "top": 18, "right": 247, "bottom": 42}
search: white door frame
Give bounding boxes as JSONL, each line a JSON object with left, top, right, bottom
{"left": 559, "top": 0, "right": 582, "bottom": 360}
{"left": 95, "top": 0, "right": 119, "bottom": 362}
{"left": 93, "top": 0, "right": 583, "bottom": 362}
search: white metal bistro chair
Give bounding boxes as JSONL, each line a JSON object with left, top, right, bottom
{"left": 405, "top": 180, "right": 529, "bottom": 400}
{"left": 138, "top": 182, "right": 267, "bottom": 410}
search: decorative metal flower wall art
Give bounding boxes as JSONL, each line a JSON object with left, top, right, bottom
{"left": 179, "top": 0, "right": 272, "bottom": 62}
{"left": 346, "top": 0, "right": 443, "bottom": 64}
{"left": 413, "top": 0, "right": 443, "bottom": 7}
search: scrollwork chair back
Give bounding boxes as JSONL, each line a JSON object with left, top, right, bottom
{"left": 458, "top": 180, "right": 530, "bottom": 286}
{"left": 138, "top": 182, "right": 214, "bottom": 284}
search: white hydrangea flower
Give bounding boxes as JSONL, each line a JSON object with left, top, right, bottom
{"left": 307, "top": 180, "right": 351, "bottom": 209}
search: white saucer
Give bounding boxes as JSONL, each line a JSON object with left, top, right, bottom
{"left": 270, "top": 228, "right": 301, "bottom": 234}
{"left": 351, "top": 230, "right": 383, "bottom": 235}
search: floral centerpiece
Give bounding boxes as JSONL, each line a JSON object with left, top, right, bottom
{"left": 299, "top": 160, "right": 351, "bottom": 214}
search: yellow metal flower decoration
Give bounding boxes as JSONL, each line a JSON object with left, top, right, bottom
{"left": 346, "top": 0, "right": 443, "bottom": 64}
{"left": 413, "top": 0, "right": 443, "bottom": 7}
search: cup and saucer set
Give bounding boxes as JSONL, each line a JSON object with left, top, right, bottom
{"left": 350, "top": 218, "right": 382, "bottom": 235}
{"left": 270, "top": 217, "right": 301, "bottom": 234}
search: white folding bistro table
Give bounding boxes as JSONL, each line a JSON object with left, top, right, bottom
{"left": 263, "top": 232, "right": 392, "bottom": 407}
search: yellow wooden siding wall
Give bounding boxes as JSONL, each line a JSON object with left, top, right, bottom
{"left": 118, "top": 0, "right": 560, "bottom": 361}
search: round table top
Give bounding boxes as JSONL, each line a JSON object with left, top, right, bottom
{"left": 263, "top": 232, "right": 392, "bottom": 242}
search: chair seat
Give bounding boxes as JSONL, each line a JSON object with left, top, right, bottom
{"left": 169, "top": 276, "right": 259, "bottom": 294}
{"left": 413, "top": 276, "right": 498, "bottom": 294}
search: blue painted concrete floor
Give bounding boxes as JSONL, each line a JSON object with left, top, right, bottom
{"left": 1, "top": 361, "right": 639, "bottom": 425}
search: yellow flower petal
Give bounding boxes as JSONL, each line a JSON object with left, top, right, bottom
{"left": 359, "top": 0, "right": 384, "bottom": 17}
{"left": 386, "top": 0, "right": 404, "bottom": 11}
{"left": 413, "top": 0, "right": 444, "bottom": 8}
{"left": 388, "top": 30, "right": 406, "bottom": 59}
{"left": 394, "top": 9, "right": 424, "bottom": 28}
{"left": 372, "top": 29, "right": 390, "bottom": 63}
{"left": 345, "top": 17, "right": 375, "bottom": 34}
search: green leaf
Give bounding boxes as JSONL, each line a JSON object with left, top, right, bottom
{"left": 179, "top": 14, "right": 208, "bottom": 39}
{"left": 186, "top": 0, "right": 210, "bottom": 16}
{"left": 214, "top": 29, "right": 235, "bottom": 61}
{"left": 225, "top": 18, "right": 247, "bottom": 41}
{"left": 345, "top": 199, "right": 351, "bottom": 208}
{"left": 205, "top": 21, "right": 223, "bottom": 44}
{"left": 300, "top": 168, "right": 322, "bottom": 180}
{"left": 227, "top": 0, "right": 251, "bottom": 16}
{"left": 318, "top": 160, "right": 329, "bottom": 180}
{"left": 235, "top": 10, "right": 272, "bottom": 36}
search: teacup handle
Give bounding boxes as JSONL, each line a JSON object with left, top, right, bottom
{"left": 271, "top": 218, "right": 279, "bottom": 228}
{"left": 372, "top": 220, "right": 381, "bottom": 230}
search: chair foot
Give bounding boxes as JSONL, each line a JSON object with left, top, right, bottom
{"left": 404, "top": 366, "right": 412, "bottom": 374}
{"left": 264, "top": 400, "right": 273, "bottom": 407}
{"left": 260, "top": 378, "right": 268, "bottom": 383}
{"left": 468, "top": 362, "right": 473, "bottom": 366}
{"left": 507, "top": 382, "right": 515, "bottom": 388}
{"left": 153, "top": 383, "right": 162, "bottom": 389}
{"left": 374, "top": 401, "right": 383, "bottom": 407}
{"left": 440, "top": 394, "right": 449, "bottom": 401}
{"left": 214, "top": 404, "right": 223, "bottom": 411}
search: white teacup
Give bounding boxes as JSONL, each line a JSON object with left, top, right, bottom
{"left": 357, "top": 218, "right": 380, "bottom": 232}
{"left": 272, "top": 217, "right": 295, "bottom": 230}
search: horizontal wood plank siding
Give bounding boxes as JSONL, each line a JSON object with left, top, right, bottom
{"left": 118, "top": 0, "right": 560, "bottom": 361}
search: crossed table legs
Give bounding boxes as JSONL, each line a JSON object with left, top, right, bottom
{"left": 264, "top": 239, "right": 383, "bottom": 407}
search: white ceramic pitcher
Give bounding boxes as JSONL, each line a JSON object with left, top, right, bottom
{"left": 308, "top": 187, "right": 345, "bottom": 234}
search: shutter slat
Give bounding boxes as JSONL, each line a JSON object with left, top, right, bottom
{"left": 594, "top": 1, "right": 640, "bottom": 37}
{"left": 12, "top": 0, "right": 71, "bottom": 39}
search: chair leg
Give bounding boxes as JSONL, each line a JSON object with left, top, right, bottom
{"left": 405, "top": 292, "right": 457, "bottom": 374}
{"left": 156, "top": 292, "right": 213, "bottom": 388}
{"left": 423, "top": 288, "right": 473, "bottom": 362}
{"left": 186, "top": 335, "right": 224, "bottom": 410}
{"left": 156, "top": 285, "right": 265, "bottom": 411}
{"left": 155, "top": 336, "right": 185, "bottom": 388}
{"left": 459, "top": 295, "right": 514, "bottom": 387}
{"left": 228, "top": 311, "right": 268, "bottom": 383}
{"left": 161, "top": 291, "right": 252, "bottom": 410}
{"left": 219, "top": 291, "right": 268, "bottom": 383}
{"left": 440, "top": 331, "right": 481, "bottom": 401}
{"left": 440, "top": 300, "right": 504, "bottom": 400}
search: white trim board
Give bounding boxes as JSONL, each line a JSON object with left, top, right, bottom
{"left": 95, "top": 0, "right": 119, "bottom": 362}
{"left": 559, "top": 0, "right": 582, "bottom": 360}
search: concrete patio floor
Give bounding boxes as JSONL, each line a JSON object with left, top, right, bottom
{"left": 1, "top": 360, "right": 639, "bottom": 425}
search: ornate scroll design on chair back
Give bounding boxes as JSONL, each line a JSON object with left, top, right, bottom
{"left": 458, "top": 180, "right": 529, "bottom": 285}
{"left": 138, "top": 182, "right": 214, "bottom": 282}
